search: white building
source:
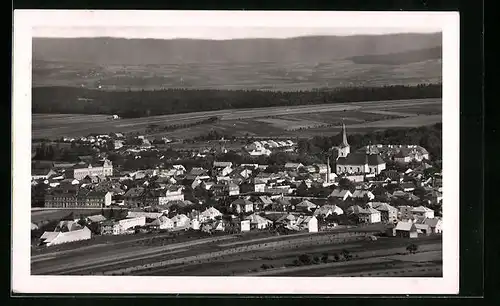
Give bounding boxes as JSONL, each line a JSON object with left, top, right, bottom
{"left": 40, "top": 227, "right": 92, "bottom": 246}
{"left": 171, "top": 214, "right": 191, "bottom": 228}
{"left": 308, "top": 216, "right": 318, "bottom": 233}
{"left": 116, "top": 216, "right": 146, "bottom": 234}
{"left": 240, "top": 220, "right": 251, "bottom": 232}
{"left": 411, "top": 206, "right": 435, "bottom": 219}
{"left": 200, "top": 207, "right": 223, "bottom": 222}
{"left": 71, "top": 159, "right": 113, "bottom": 180}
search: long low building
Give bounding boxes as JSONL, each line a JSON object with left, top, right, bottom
{"left": 44, "top": 189, "right": 112, "bottom": 208}
{"left": 69, "top": 159, "right": 113, "bottom": 180}
{"left": 39, "top": 227, "right": 92, "bottom": 246}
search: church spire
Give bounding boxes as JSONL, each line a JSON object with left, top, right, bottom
{"left": 341, "top": 121, "right": 349, "bottom": 147}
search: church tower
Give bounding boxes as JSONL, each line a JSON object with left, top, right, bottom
{"left": 337, "top": 122, "right": 350, "bottom": 159}
{"left": 326, "top": 154, "right": 331, "bottom": 183}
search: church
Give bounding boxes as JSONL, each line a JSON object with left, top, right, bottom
{"left": 333, "top": 123, "right": 386, "bottom": 175}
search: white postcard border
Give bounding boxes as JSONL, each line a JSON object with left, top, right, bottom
{"left": 12, "top": 10, "right": 460, "bottom": 295}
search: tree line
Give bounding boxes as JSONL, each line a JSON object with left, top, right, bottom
{"left": 32, "top": 83, "right": 441, "bottom": 118}
{"left": 145, "top": 116, "right": 219, "bottom": 133}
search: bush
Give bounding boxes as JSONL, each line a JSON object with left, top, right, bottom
{"left": 333, "top": 253, "right": 340, "bottom": 261}
{"left": 298, "top": 254, "right": 312, "bottom": 265}
{"left": 260, "top": 264, "right": 270, "bottom": 270}
{"left": 341, "top": 249, "right": 352, "bottom": 261}
{"left": 406, "top": 243, "right": 419, "bottom": 254}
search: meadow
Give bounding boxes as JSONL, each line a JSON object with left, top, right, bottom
{"left": 32, "top": 98, "right": 442, "bottom": 140}
{"left": 33, "top": 59, "right": 442, "bottom": 91}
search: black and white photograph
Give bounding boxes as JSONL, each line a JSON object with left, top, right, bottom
{"left": 12, "top": 10, "right": 460, "bottom": 294}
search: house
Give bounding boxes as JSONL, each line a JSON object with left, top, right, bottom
{"left": 32, "top": 168, "right": 57, "bottom": 180}
{"left": 314, "top": 164, "right": 328, "bottom": 174}
{"left": 393, "top": 221, "right": 418, "bottom": 238}
{"left": 123, "top": 187, "right": 146, "bottom": 207}
{"left": 313, "top": 204, "right": 344, "bottom": 217}
{"left": 70, "top": 159, "right": 113, "bottom": 180}
{"left": 272, "top": 198, "right": 292, "bottom": 211}
{"left": 245, "top": 214, "right": 273, "bottom": 229}
{"left": 346, "top": 205, "right": 367, "bottom": 222}
{"left": 397, "top": 205, "right": 414, "bottom": 221}
{"left": 276, "top": 213, "right": 298, "bottom": 227}
{"left": 114, "top": 140, "right": 124, "bottom": 149}
{"left": 362, "top": 207, "right": 382, "bottom": 223}
{"left": 149, "top": 216, "right": 174, "bottom": 230}
{"left": 231, "top": 199, "right": 254, "bottom": 214}
{"left": 307, "top": 216, "right": 318, "bottom": 233}
{"left": 266, "top": 185, "right": 291, "bottom": 195}
{"left": 200, "top": 207, "right": 222, "bottom": 222}
{"left": 171, "top": 214, "right": 191, "bottom": 228}
{"left": 115, "top": 216, "right": 146, "bottom": 233}
{"left": 371, "top": 202, "right": 399, "bottom": 223}
{"left": 351, "top": 189, "right": 375, "bottom": 201}
{"left": 213, "top": 161, "right": 233, "bottom": 168}
{"left": 126, "top": 211, "right": 163, "bottom": 220}
{"left": 255, "top": 195, "right": 273, "bottom": 210}
{"left": 414, "top": 223, "right": 431, "bottom": 236}
{"left": 254, "top": 181, "right": 266, "bottom": 193}
{"left": 400, "top": 182, "right": 416, "bottom": 192}
{"left": 163, "top": 185, "right": 185, "bottom": 202}
{"left": 228, "top": 183, "right": 240, "bottom": 196}
{"left": 425, "top": 190, "right": 443, "bottom": 205}
{"left": 422, "top": 217, "right": 443, "bottom": 234}
{"left": 329, "top": 189, "right": 352, "bottom": 201}
{"left": 248, "top": 148, "right": 272, "bottom": 156}
{"left": 55, "top": 220, "right": 83, "bottom": 232}
{"left": 214, "top": 165, "right": 233, "bottom": 177}
{"left": 393, "top": 149, "right": 413, "bottom": 163}
{"left": 186, "top": 167, "right": 210, "bottom": 180}
{"left": 86, "top": 214, "right": 107, "bottom": 224}
{"left": 411, "top": 206, "right": 435, "bottom": 219}
{"left": 240, "top": 220, "right": 251, "bottom": 232}
{"left": 295, "top": 200, "right": 318, "bottom": 212}
{"left": 39, "top": 226, "right": 92, "bottom": 246}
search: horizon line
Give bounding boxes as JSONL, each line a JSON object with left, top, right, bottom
{"left": 33, "top": 31, "right": 442, "bottom": 41}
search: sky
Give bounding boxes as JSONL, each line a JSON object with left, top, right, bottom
{"left": 32, "top": 26, "right": 441, "bottom": 40}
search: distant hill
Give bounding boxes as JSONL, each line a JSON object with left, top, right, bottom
{"left": 33, "top": 33, "right": 442, "bottom": 65}
{"left": 347, "top": 46, "right": 442, "bottom": 65}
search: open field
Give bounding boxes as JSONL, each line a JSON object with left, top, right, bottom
{"left": 33, "top": 98, "right": 442, "bottom": 139}
{"left": 33, "top": 59, "right": 442, "bottom": 91}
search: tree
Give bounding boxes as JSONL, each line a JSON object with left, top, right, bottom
{"left": 333, "top": 253, "right": 340, "bottom": 261}
{"left": 296, "top": 181, "right": 309, "bottom": 197}
{"left": 298, "top": 254, "right": 312, "bottom": 265}
{"left": 77, "top": 218, "right": 87, "bottom": 227}
{"left": 406, "top": 244, "right": 418, "bottom": 254}
{"left": 321, "top": 253, "right": 329, "bottom": 263}
{"left": 338, "top": 178, "right": 355, "bottom": 190}
{"left": 341, "top": 249, "right": 352, "bottom": 261}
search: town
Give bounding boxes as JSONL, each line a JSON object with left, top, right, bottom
{"left": 31, "top": 122, "right": 443, "bottom": 277}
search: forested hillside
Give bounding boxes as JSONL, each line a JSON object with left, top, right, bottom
{"left": 32, "top": 83, "right": 442, "bottom": 118}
